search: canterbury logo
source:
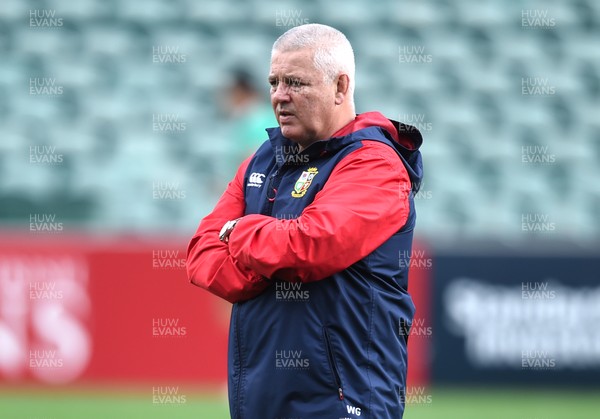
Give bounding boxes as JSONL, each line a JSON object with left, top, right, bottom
{"left": 248, "top": 172, "right": 266, "bottom": 188}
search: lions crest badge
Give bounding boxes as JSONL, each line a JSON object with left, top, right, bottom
{"left": 291, "top": 167, "right": 318, "bottom": 198}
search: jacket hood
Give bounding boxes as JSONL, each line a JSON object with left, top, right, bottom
{"left": 337, "top": 111, "right": 423, "bottom": 192}
{"left": 266, "top": 111, "right": 423, "bottom": 191}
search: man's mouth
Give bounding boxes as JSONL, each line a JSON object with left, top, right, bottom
{"left": 278, "top": 110, "right": 295, "bottom": 121}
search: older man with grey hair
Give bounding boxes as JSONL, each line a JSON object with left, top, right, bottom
{"left": 187, "top": 23, "right": 423, "bottom": 418}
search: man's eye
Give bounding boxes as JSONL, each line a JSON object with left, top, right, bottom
{"left": 288, "top": 78, "right": 302, "bottom": 87}
{"left": 269, "top": 77, "right": 305, "bottom": 91}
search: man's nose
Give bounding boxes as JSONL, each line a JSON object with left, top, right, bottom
{"left": 271, "top": 83, "right": 291, "bottom": 102}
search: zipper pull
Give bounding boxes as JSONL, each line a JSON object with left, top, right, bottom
{"left": 338, "top": 387, "right": 344, "bottom": 400}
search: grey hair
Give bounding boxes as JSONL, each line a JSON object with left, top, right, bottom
{"left": 272, "top": 24, "right": 355, "bottom": 108}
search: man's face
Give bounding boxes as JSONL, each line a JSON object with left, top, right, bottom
{"left": 269, "top": 49, "right": 338, "bottom": 146}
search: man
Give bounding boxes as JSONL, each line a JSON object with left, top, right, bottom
{"left": 187, "top": 24, "right": 423, "bottom": 418}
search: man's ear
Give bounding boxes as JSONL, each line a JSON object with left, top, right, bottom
{"left": 334, "top": 74, "right": 350, "bottom": 105}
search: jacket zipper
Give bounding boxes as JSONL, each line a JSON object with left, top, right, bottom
{"left": 323, "top": 327, "right": 344, "bottom": 401}
{"left": 263, "top": 168, "right": 284, "bottom": 216}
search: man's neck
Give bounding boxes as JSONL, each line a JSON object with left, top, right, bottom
{"left": 297, "top": 114, "right": 356, "bottom": 152}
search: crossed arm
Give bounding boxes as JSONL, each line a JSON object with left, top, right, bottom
{"left": 186, "top": 141, "right": 410, "bottom": 303}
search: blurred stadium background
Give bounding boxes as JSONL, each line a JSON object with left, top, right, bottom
{"left": 1, "top": 0, "right": 599, "bottom": 418}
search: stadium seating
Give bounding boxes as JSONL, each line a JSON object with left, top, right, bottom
{"left": 0, "top": 0, "right": 598, "bottom": 239}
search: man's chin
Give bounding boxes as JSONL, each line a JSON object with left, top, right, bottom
{"left": 280, "top": 126, "right": 302, "bottom": 141}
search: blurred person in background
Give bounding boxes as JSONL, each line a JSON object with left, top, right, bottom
{"left": 187, "top": 23, "right": 423, "bottom": 418}
{"left": 221, "top": 67, "right": 278, "bottom": 162}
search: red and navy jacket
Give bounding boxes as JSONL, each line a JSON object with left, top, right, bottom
{"left": 187, "top": 111, "right": 423, "bottom": 419}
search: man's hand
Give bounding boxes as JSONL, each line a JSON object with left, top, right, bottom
{"left": 219, "top": 218, "right": 241, "bottom": 243}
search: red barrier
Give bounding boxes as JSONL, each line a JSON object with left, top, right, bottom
{"left": 0, "top": 235, "right": 430, "bottom": 388}
{"left": 0, "top": 235, "right": 228, "bottom": 386}
{"left": 405, "top": 240, "right": 432, "bottom": 389}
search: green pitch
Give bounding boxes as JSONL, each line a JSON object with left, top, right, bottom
{"left": 405, "top": 387, "right": 600, "bottom": 419}
{"left": 1, "top": 387, "right": 598, "bottom": 419}
{"left": 0, "top": 389, "right": 228, "bottom": 419}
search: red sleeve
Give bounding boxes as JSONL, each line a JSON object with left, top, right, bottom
{"left": 186, "top": 156, "right": 269, "bottom": 303}
{"left": 227, "top": 141, "right": 411, "bottom": 282}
